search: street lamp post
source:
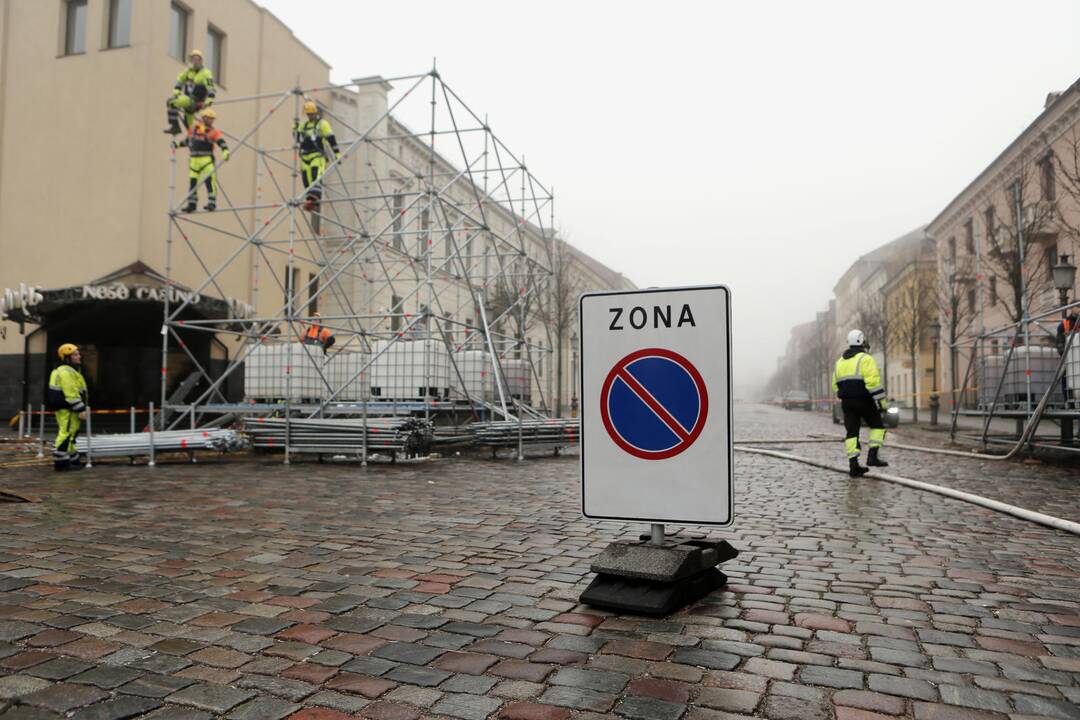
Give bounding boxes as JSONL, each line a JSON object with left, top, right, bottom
{"left": 929, "top": 321, "right": 941, "bottom": 426}
{"left": 1052, "top": 254, "right": 1077, "bottom": 444}
{"left": 570, "top": 332, "right": 579, "bottom": 418}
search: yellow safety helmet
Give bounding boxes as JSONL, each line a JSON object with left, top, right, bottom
{"left": 58, "top": 343, "right": 79, "bottom": 361}
{"left": 200, "top": 108, "right": 216, "bottom": 120}
{"left": 303, "top": 101, "right": 318, "bottom": 115}
{"left": 189, "top": 49, "right": 203, "bottom": 59}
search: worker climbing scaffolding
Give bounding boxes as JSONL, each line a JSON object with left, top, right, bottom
{"left": 294, "top": 100, "right": 341, "bottom": 211}
{"left": 165, "top": 49, "right": 216, "bottom": 135}
{"left": 172, "top": 109, "right": 229, "bottom": 212}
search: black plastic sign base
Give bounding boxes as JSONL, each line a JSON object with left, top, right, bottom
{"left": 579, "top": 567, "right": 727, "bottom": 616}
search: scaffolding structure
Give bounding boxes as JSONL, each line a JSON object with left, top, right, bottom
{"left": 158, "top": 68, "right": 558, "bottom": 459}
{"left": 949, "top": 301, "right": 1080, "bottom": 453}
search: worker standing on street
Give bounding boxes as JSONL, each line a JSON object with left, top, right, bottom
{"left": 165, "top": 49, "right": 216, "bottom": 135}
{"left": 173, "top": 109, "right": 229, "bottom": 212}
{"left": 48, "top": 344, "right": 88, "bottom": 472}
{"left": 832, "top": 329, "right": 888, "bottom": 477}
{"left": 302, "top": 313, "right": 336, "bottom": 354}
{"left": 294, "top": 101, "right": 341, "bottom": 211}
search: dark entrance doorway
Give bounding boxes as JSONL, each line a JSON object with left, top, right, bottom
{"left": 41, "top": 301, "right": 213, "bottom": 424}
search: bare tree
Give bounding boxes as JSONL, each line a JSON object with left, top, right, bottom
{"left": 888, "top": 258, "right": 936, "bottom": 423}
{"left": 937, "top": 252, "right": 977, "bottom": 407}
{"left": 535, "top": 236, "right": 580, "bottom": 416}
{"left": 799, "top": 316, "right": 836, "bottom": 406}
{"left": 984, "top": 152, "right": 1059, "bottom": 326}
{"left": 857, "top": 292, "right": 890, "bottom": 397}
{"left": 1054, "top": 125, "right": 1080, "bottom": 244}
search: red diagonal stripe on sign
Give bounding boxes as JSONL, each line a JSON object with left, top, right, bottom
{"left": 615, "top": 367, "right": 691, "bottom": 442}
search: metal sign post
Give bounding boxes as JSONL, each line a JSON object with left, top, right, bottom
{"left": 577, "top": 285, "right": 738, "bottom": 615}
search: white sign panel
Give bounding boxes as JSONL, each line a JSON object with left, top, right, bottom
{"left": 580, "top": 285, "right": 732, "bottom": 526}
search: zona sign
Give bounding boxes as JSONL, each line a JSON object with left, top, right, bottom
{"left": 600, "top": 348, "right": 708, "bottom": 460}
{"left": 580, "top": 284, "right": 732, "bottom": 527}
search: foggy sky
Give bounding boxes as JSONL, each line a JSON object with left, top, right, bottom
{"left": 258, "top": 0, "right": 1080, "bottom": 397}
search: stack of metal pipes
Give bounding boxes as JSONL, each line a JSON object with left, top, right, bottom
{"left": 73, "top": 429, "right": 246, "bottom": 457}
{"left": 469, "top": 419, "right": 580, "bottom": 447}
{"left": 243, "top": 417, "right": 434, "bottom": 456}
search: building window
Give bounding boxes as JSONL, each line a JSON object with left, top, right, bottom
{"left": 206, "top": 25, "right": 225, "bottom": 84}
{"left": 63, "top": 0, "right": 88, "bottom": 55}
{"left": 1040, "top": 153, "right": 1056, "bottom": 202}
{"left": 1008, "top": 179, "right": 1022, "bottom": 219}
{"left": 419, "top": 208, "right": 430, "bottom": 257}
{"left": 390, "top": 294, "right": 403, "bottom": 332}
{"left": 392, "top": 192, "right": 404, "bottom": 250}
{"left": 984, "top": 205, "right": 995, "bottom": 245}
{"left": 307, "top": 273, "right": 319, "bottom": 316}
{"left": 947, "top": 237, "right": 956, "bottom": 266}
{"left": 284, "top": 266, "right": 300, "bottom": 309}
{"left": 168, "top": 2, "right": 188, "bottom": 61}
{"left": 989, "top": 276, "right": 997, "bottom": 306}
{"left": 106, "top": 0, "right": 132, "bottom": 48}
{"left": 964, "top": 219, "right": 975, "bottom": 254}
{"left": 1045, "top": 246, "right": 1057, "bottom": 276}
{"left": 967, "top": 287, "right": 976, "bottom": 315}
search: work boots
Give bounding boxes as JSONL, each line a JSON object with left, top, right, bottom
{"left": 164, "top": 108, "right": 183, "bottom": 135}
{"left": 183, "top": 200, "right": 197, "bottom": 213}
{"left": 867, "top": 447, "right": 888, "bottom": 467}
{"left": 849, "top": 457, "right": 869, "bottom": 477}
{"left": 204, "top": 200, "right": 216, "bottom": 212}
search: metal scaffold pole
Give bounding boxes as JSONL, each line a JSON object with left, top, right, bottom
{"left": 161, "top": 146, "right": 178, "bottom": 429}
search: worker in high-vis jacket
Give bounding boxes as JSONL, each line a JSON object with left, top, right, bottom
{"left": 165, "top": 49, "right": 216, "bottom": 135}
{"left": 173, "top": 109, "right": 229, "bottom": 212}
{"left": 48, "top": 344, "right": 88, "bottom": 472}
{"left": 832, "top": 329, "right": 888, "bottom": 477}
{"left": 293, "top": 101, "right": 341, "bottom": 211}
{"left": 302, "top": 313, "right": 336, "bottom": 354}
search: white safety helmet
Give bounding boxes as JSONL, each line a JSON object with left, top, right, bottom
{"left": 847, "top": 329, "right": 866, "bottom": 347}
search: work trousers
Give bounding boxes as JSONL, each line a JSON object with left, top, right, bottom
{"left": 841, "top": 397, "right": 885, "bottom": 459}
{"left": 188, "top": 156, "right": 217, "bottom": 203}
{"left": 301, "top": 154, "right": 327, "bottom": 201}
{"left": 53, "top": 408, "right": 81, "bottom": 470}
{"left": 168, "top": 94, "right": 207, "bottom": 128}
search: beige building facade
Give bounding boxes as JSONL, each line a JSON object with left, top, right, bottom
{"left": 927, "top": 79, "right": 1080, "bottom": 407}
{"left": 0, "top": 0, "right": 630, "bottom": 419}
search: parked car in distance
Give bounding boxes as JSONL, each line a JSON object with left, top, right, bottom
{"left": 832, "top": 399, "right": 901, "bottom": 428}
{"left": 782, "top": 390, "right": 812, "bottom": 410}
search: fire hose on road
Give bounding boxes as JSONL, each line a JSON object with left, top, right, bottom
{"left": 734, "top": 442, "right": 1080, "bottom": 536}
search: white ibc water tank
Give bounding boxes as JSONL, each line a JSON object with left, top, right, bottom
{"left": 244, "top": 342, "right": 327, "bottom": 400}
{"left": 451, "top": 350, "right": 493, "bottom": 400}
{"left": 370, "top": 339, "right": 450, "bottom": 399}
{"left": 1003, "top": 346, "right": 1058, "bottom": 405}
{"left": 326, "top": 349, "right": 369, "bottom": 401}
{"left": 1068, "top": 340, "right": 1080, "bottom": 403}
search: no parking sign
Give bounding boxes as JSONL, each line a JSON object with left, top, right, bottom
{"left": 580, "top": 286, "right": 732, "bottom": 526}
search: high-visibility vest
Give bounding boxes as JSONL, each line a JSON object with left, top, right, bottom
{"left": 187, "top": 123, "right": 224, "bottom": 157}
{"left": 832, "top": 351, "right": 885, "bottom": 401}
{"left": 303, "top": 325, "right": 330, "bottom": 345}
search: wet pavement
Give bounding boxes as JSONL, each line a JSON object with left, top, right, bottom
{"left": 738, "top": 403, "right": 1080, "bottom": 522}
{"left": 0, "top": 404, "right": 1077, "bottom": 719}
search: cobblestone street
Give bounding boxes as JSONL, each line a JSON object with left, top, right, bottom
{"left": 1, "top": 405, "right": 1079, "bottom": 719}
